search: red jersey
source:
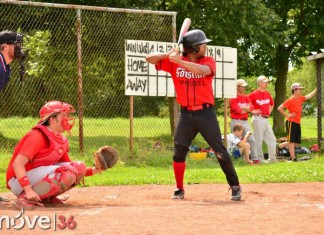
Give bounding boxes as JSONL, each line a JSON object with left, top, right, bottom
{"left": 230, "top": 95, "right": 252, "bottom": 119}
{"left": 6, "top": 124, "right": 71, "bottom": 188}
{"left": 155, "top": 56, "right": 216, "bottom": 106}
{"left": 248, "top": 89, "right": 274, "bottom": 116}
{"left": 282, "top": 95, "right": 306, "bottom": 124}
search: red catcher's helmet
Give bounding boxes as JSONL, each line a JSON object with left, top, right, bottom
{"left": 39, "top": 101, "right": 76, "bottom": 134}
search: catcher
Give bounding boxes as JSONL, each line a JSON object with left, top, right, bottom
{"left": 6, "top": 100, "right": 118, "bottom": 207}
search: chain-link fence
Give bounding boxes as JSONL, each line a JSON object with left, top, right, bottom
{"left": 0, "top": 1, "right": 176, "bottom": 161}
{"left": 307, "top": 50, "right": 324, "bottom": 151}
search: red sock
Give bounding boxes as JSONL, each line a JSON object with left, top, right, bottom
{"left": 173, "top": 161, "right": 186, "bottom": 190}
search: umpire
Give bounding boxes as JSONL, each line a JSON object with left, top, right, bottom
{"left": 0, "top": 30, "right": 26, "bottom": 91}
{"left": 146, "top": 29, "right": 241, "bottom": 201}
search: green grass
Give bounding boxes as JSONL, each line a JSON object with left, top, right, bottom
{"left": 0, "top": 116, "right": 323, "bottom": 193}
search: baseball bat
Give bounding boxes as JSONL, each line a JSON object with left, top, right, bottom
{"left": 176, "top": 18, "right": 191, "bottom": 50}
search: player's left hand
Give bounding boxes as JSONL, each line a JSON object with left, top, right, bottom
{"left": 169, "top": 50, "right": 181, "bottom": 63}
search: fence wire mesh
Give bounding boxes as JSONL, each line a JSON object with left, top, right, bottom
{"left": 0, "top": 2, "right": 176, "bottom": 162}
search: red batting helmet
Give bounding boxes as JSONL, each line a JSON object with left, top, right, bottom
{"left": 39, "top": 101, "right": 76, "bottom": 134}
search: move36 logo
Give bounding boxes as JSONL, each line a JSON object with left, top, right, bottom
{"left": 0, "top": 208, "right": 77, "bottom": 230}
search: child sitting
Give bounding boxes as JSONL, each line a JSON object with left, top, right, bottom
{"left": 227, "top": 123, "right": 253, "bottom": 164}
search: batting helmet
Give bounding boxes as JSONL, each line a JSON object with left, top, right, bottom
{"left": 39, "top": 101, "right": 76, "bottom": 134}
{"left": 182, "top": 29, "right": 212, "bottom": 48}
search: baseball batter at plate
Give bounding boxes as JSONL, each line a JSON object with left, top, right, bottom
{"left": 6, "top": 100, "right": 118, "bottom": 208}
{"left": 146, "top": 29, "right": 241, "bottom": 201}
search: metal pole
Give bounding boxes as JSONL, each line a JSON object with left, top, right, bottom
{"left": 2, "top": 0, "right": 176, "bottom": 16}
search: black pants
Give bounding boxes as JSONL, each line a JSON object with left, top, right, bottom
{"left": 173, "top": 106, "right": 239, "bottom": 186}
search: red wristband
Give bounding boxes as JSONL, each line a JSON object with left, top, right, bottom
{"left": 85, "top": 167, "right": 93, "bottom": 176}
{"left": 18, "top": 175, "right": 30, "bottom": 188}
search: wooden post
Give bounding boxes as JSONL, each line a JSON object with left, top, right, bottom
{"left": 224, "top": 98, "right": 228, "bottom": 148}
{"left": 130, "top": 96, "right": 134, "bottom": 158}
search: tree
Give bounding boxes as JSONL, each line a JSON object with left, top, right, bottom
{"left": 32, "top": 0, "right": 324, "bottom": 134}
{"left": 160, "top": 0, "right": 324, "bottom": 135}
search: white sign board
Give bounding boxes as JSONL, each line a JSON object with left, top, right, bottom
{"left": 125, "top": 40, "right": 237, "bottom": 98}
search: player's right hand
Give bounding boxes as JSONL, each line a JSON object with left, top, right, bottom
{"left": 24, "top": 187, "right": 41, "bottom": 202}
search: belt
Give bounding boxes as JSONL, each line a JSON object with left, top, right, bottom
{"left": 181, "top": 103, "right": 212, "bottom": 111}
{"left": 253, "top": 114, "right": 269, "bottom": 118}
{"left": 233, "top": 118, "right": 248, "bottom": 121}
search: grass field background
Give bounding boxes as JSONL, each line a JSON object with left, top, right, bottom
{"left": 0, "top": 116, "right": 323, "bottom": 192}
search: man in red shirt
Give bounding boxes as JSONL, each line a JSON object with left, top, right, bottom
{"left": 277, "top": 83, "right": 317, "bottom": 161}
{"left": 249, "top": 75, "right": 277, "bottom": 163}
{"left": 230, "top": 79, "right": 261, "bottom": 163}
{"left": 6, "top": 101, "right": 104, "bottom": 207}
{"left": 146, "top": 29, "right": 241, "bottom": 201}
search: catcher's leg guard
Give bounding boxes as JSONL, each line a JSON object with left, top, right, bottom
{"left": 70, "top": 161, "right": 87, "bottom": 185}
{"left": 31, "top": 165, "right": 79, "bottom": 202}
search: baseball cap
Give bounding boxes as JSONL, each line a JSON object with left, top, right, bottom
{"left": 0, "top": 30, "right": 18, "bottom": 44}
{"left": 257, "top": 75, "right": 269, "bottom": 83}
{"left": 291, "top": 83, "right": 304, "bottom": 90}
{"left": 237, "top": 79, "right": 248, "bottom": 87}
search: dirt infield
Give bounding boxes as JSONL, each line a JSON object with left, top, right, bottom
{"left": 1, "top": 182, "right": 323, "bottom": 235}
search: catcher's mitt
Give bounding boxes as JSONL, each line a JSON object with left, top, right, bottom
{"left": 94, "top": 146, "right": 119, "bottom": 171}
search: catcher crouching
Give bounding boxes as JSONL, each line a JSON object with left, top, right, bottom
{"left": 6, "top": 100, "right": 118, "bottom": 208}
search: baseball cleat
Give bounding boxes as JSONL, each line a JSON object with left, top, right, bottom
{"left": 230, "top": 185, "right": 242, "bottom": 201}
{"left": 171, "top": 189, "right": 185, "bottom": 199}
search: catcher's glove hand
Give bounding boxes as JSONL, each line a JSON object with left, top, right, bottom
{"left": 94, "top": 146, "right": 119, "bottom": 171}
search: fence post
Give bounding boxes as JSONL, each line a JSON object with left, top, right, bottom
{"left": 129, "top": 96, "right": 134, "bottom": 158}
{"left": 307, "top": 50, "right": 324, "bottom": 151}
{"left": 76, "top": 9, "right": 84, "bottom": 154}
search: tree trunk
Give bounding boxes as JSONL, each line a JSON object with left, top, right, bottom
{"left": 273, "top": 46, "right": 290, "bottom": 136}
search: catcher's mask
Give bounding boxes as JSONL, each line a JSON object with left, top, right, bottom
{"left": 0, "top": 30, "right": 28, "bottom": 81}
{"left": 181, "top": 29, "right": 211, "bottom": 54}
{"left": 38, "top": 101, "right": 76, "bottom": 135}
{"left": 0, "top": 30, "right": 27, "bottom": 60}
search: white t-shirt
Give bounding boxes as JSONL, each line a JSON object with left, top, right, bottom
{"left": 227, "top": 133, "right": 241, "bottom": 150}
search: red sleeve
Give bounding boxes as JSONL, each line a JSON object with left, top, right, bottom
{"left": 247, "top": 96, "right": 255, "bottom": 111}
{"left": 18, "top": 130, "right": 48, "bottom": 160}
{"left": 85, "top": 167, "right": 93, "bottom": 176}
{"left": 269, "top": 92, "right": 274, "bottom": 105}
{"left": 301, "top": 96, "right": 306, "bottom": 102}
{"left": 283, "top": 98, "right": 292, "bottom": 108}
{"left": 230, "top": 98, "right": 243, "bottom": 113}
{"left": 155, "top": 57, "right": 172, "bottom": 73}
{"left": 203, "top": 57, "right": 216, "bottom": 75}
{"left": 248, "top": 92, "right": 254, "bottom": 102}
